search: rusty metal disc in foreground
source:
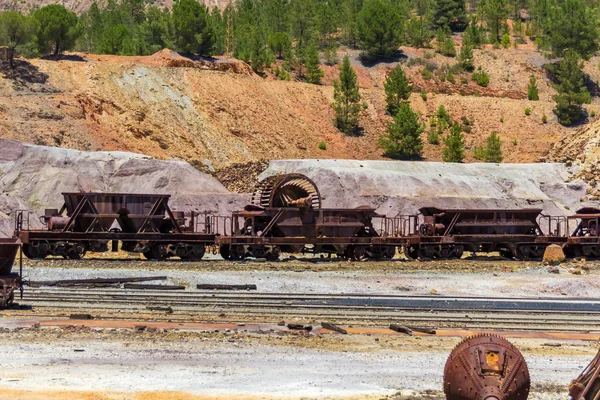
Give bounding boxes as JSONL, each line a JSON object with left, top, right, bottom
{"left": 443, "top": 334, "right": 530, "bottom": 400}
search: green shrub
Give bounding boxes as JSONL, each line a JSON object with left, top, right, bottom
{"left": 428, "top": 129, "right": 439, "bottom": 144}
{"left": 524, "top": 107, "right": 531, "bottom": 116}
{"left": 437, "top": 105, "right": 452, "bottom": 125}
{"left": 318, "top": 141, "right": 327, "bottom": 150}
{"left": 274, "top": 66, "right": 291, "bottom": 81}
{"left": 473, "top": 146, "right": 486, "bottom": 160}
{"left": 527, "top": 75, "right": 539, "bottom": 101}
{"left": 420, "top": 90, "right": 427, "bottom": 101}
{"left": 447, "top": 70, "right": 455, "bottom": 84}
{"left": 501, "top": 33, "right": 511, "bottom": 48}
{"left": 542, "top": 114, "right": 548, "bottom": 123}
{"left": 441, "top": 38, "right": 457, "bottom": 57}
{"left": 472, "top": 67, "right": 490, "bottom": 87}
{"left": 421, "top": 68, "right": 433, "bottom": 80}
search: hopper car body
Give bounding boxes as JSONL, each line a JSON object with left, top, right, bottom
{"left": 15, "top": 193, "right": 215, "bottom": 260}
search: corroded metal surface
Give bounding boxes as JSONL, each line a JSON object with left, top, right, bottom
{"left": 251, "top": 173, "right": 321, "bottom": 209}
{"left": 570, "top": 349, "right": 600, "bottom": 400}
{"left": 444, "top": 334, "right": 530, "bottom": 400}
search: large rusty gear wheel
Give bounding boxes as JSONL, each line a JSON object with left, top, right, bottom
{"left": 443, "top": 334, "right": 530, "bottom": 400}
{"left": 570, "top": 349, "right": 600, "bottom": 400}
{"left": 251, "top": 174, "right": 321, "bottom": 209}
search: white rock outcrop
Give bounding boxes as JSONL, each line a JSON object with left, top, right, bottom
{"left": 260, "top": 159, "right": 588, "bottom": 218}
{"left": 0, "top": 139, "right": 248, "bottom": 236}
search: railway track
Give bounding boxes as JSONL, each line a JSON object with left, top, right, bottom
{"left": 16, "top": 288, "right": 600, "bottom": 332}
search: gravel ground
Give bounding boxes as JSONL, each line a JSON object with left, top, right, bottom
{"left": 4, "top": 259, "right": 599, "bottom": 399}
{"left": 21, "top": 261, "right": 600, "bottom": 298}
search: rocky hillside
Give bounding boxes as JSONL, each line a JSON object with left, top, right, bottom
{"left": 1, "top": 46, "right": 589, "bottom": 170}
{"left": 547, "top": 118, "right": 600, "bottom": 201}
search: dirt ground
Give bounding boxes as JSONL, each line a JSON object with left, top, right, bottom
{"left": 0, "top": 257, "right": 596, "bottom": 398}
{"left": 0, "top": 326, "right": 594, "bottom": 400}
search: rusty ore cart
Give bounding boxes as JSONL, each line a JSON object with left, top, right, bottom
{"left": 216, "top": 174, "right": 407, "bottom": 261}
{"left": 564, "top": 207, "right": 600, "bottom": 258}
{"left": 403, "top": 207, "right": 566, "bottom": 260}
{"left": 0, "top": 238, "right": 22, "bottom": 306}
{"left": 15, "top": 193, "right": 215, "bottom": 260}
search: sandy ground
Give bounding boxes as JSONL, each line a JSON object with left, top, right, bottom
{"left": 0, "top": 329, "right": 594, "bottom": 400}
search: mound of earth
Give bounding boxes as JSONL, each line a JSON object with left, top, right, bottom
{"left": 259, "top": 159, "right": 588, "bottom": 218}
{"left": 547, "top": 118, "right": 600, "bottom": 200}
{"left": 0, "top": 139, "right": 248, "bottom": 237}
{"left": 0, "top": 45, "right": 583, "bottom": 169}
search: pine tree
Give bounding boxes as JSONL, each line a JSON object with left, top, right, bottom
{"left": 379, "top": 102, "right": 424, "bottom": 159}
{"left": 433, "top": 0, "right": 467, "bottom": 31}
{"left": 99, "top": 23, "right": 131, "bottom": 54}
{"left": 458, "top": 42, "right": 474, "bottom": 71}
{"left": 436, "top": 104, "right": 452, "bottom": 125}
{"left": 34, "top": 4, "right": 81, "bottom": 55}
{"left": 527, "top": 74, "right": 539, "bottom": 101}
{"left": 332, "top": 56, "right": 362, "bottom": 136}
{"left": 484, "top": 131, "right": 503, "bottom": 162}
{"left": 268, "top": 32, "right": 291, "bottom": 59}
{"left": 462, "top": 16, "right": 484, "bottom": 48}
{"left": 304, "top": 42, "right": 324, "bottom": 84}
{"left": 356, "top": 0, "right": 403, "bottom": 57}
{"left": 384, "top": 64, "right": 413, "bottom": 115}
{"left": 340, "top": 0, "right": 361, "bottom": 48}
{"left": 172, "top": 0, "right": 215, "bottom": 55}
{"left": 442, "top": 122, "right": 465, "bottom": 162}
{"left": 553, "top": 49, "right": 591, "bottom": 126}
{"left": 441, "top": 37, "right": 456, "bottom": 57}
{"left": 290, "top": 0, "right": 314, "bottom": 51}
{"left": 482, "top": 0, "right": 508, "bottom": 43}
{"left": 546, "top": 0, "right": 599, "bottom": 59}
{"left": 406, "top": 15, "right": 434, "bottom": 48}
{"left": 0, "top": 12, "right": 39, "bottom": 68}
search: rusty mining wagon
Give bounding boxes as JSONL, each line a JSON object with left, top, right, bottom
{"left": 217, "top": 174, "right": 404, "bottom": 261}
{"left": 403, "top": 207, "right": 566, "bottom": 260}
{"left": 15, "top": 193, "right": 215, "bottom": 260}
{"left": 0, "top": 238, "right": 22, "bottom": 307}
{"left": 564, "top": 207, "right": 600, "bottom": 258}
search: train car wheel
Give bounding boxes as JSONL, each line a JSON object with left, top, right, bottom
{"left": 22, "top": 243, "right": 47, "bottom": 259}
{"left": 229, "top": 246, "right": 244, "bottom": 261}
{"left": 148, "top": 245, "right": 168, "bottom": 261}
{"left": 352, "top": 246, "right": 367, "bottom": 261}
{"left": 403, "top": 246, "right": 418, "bottom": 260}
{"left": 219, "top": 245, "right": 231, "bottom": 260}
{"left": 67, "top": 243, "right": 86, "bottom": 260}
{"left": 182, "top": 244, "right": 205, "bottom": 261}
{"left": 453, "top": 245, "right": 464, "bottom": 259}
{"left": 265, "top": 246, "right": 281, "bottom": 262}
